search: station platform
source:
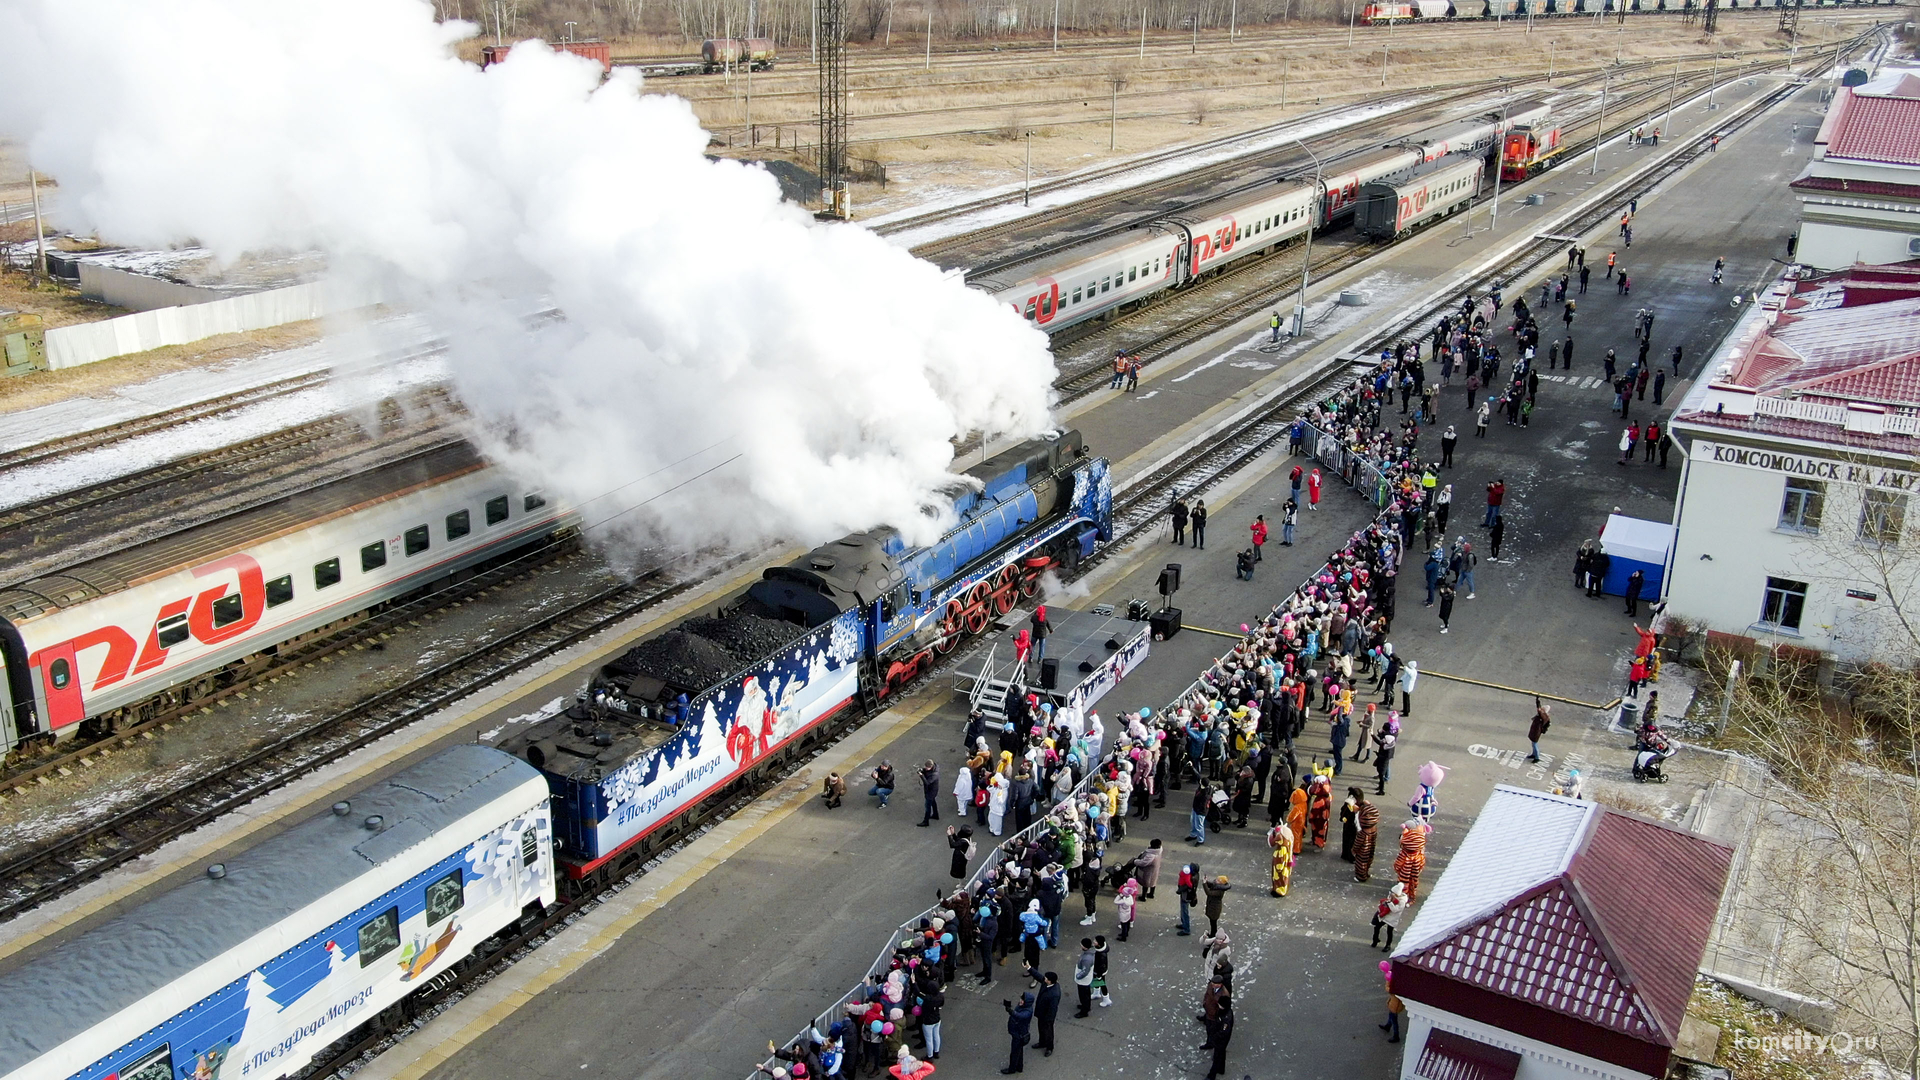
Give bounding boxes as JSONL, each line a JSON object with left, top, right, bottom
{"left": 386, "top": 76, "right": 1806, "bottom": 1080}
{"left": 0, "top": 66, "right": 1817, "bottom": 1080}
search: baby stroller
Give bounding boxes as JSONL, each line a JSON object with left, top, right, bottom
{"left": 1632, "top": 732, "right": 1675, "bottom": 783}
{"left": 1102, "top": 855, "right": 1145, "bottom": 893}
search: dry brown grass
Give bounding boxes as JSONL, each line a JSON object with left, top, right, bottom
{"left": 0, "top": 320, "right": 325, "bottom": 414}
{"left": 0, "top": 274, "right": 120, "bottom": 330}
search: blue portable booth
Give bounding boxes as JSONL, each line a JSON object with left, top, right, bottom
{"left": 1598, "top": 513, "right": 1674, "bottom": 597}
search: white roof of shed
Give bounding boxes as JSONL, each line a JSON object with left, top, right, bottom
{"left": 1395, "top": 785, "right": 1596, "bottom": 956}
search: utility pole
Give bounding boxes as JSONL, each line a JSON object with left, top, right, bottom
{"left": 925, "top": 8, "right": 932, "bottom": 68}
{"left": 493, "top": 0, "right": 504, "bottom": 44}
{"left": 1778, "top": 0, "right": 1800, "bottom": 41}
{"left": 1140, "top": 7, "right": 1147, "bottom": 59}
{"left": 1548, "top": 39, "right": 1554, "bottom": 82}
{"left": 817, "top": 0, "right": 848, "bottom": 216}
{"left": 1024, "top": 130, "right": 1035, "bottom": 205}
{"left": 811, "top": 0, "right": 818, "bottom": 63}
{"left": 29, "top": 170, "right": 46, "bottom": 285}
{"left": 1281, "top": 56, "right": 1288, "bottom": 107}
{"left": 1109, "top": 75, "right": 1126, "bottom": 151}
{"left": 1708, "top": 49, "right": 1719, "bottom": 110}
{"left": 1053, "top": 0, "right": 1060, "bottom": 51}
{"left": 1381, "top": 14, "right": 1393, "bottom": 87}
{"left": 1590, "top": 74, "right": 1610, "bottom": 174}
{"left": 1191, "top": 6, "right": 1197, "bottom": 54}
{"left": 1347, "top": 1, "right": 1355, "bottom": 47}
{"left": 1662, "top": 55, "right": 1679, "bottom": 132}
{"left": 1229, "top": 0, "right": 1237, "bottom": 41}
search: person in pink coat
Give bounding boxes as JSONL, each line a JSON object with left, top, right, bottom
{"left": 1308, "top": 468, "right": 1323, "bottom": 510}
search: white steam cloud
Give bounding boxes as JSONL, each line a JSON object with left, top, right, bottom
{"left": 0, "top": 0, "right": 1058, "bottom": 552}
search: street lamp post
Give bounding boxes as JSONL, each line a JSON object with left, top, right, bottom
{"left": 1708, "top": 50, "right": 1719, "bottom": 110}
{"left": 1381, "top": 13, "right": 1393, "bottom": 87}
{"left": 1289, "top": 138, "right": 1324, "bottom": 338}
{"left": 1589, "top": 74, "right": 1611, "bottom": 175}
{"left": 1490, "top": 91, "right": 1511, "bottom": 230}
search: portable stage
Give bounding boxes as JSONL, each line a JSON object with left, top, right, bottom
{"left": 951, "top": 606, "right": 1152, "bottom": 726}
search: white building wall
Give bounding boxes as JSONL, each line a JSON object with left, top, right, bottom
{"left": 1796, "top": 212, "right": 1920, "bottom": 271}
{"left": 1666, "top": 438, "right": 1920, "bottom": 662}
{"left": 1399, "top": 1002, "right": 1654, "bottom": 1080}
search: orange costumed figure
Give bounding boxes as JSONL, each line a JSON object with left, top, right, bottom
{"left": 1306, "top": 772, "right": 1334, "bottom": 849}
{"left": 1394, "top": 819, "right": 1429, "bottom": 900}
{"left": 1287, "top": 781, "right": 1309, "bottom": 849}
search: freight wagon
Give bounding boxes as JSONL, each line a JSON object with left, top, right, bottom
{"left": 702, "top": 38, "right": 778, "bottom": 71}
{"left": 481, "top": 39, "right": 613, "bottom": 73}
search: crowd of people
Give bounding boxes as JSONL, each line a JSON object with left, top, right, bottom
{"left": 765, "top": 347, "right": 1498, "bottom": 1079}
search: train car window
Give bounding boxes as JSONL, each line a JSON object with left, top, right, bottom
{"left": 119, "top": 1044, "right": 175, "bottom": 1080}
{"left": 357, "top": 907, "right": 401, "bottom": 967}
{"left": 524, "top": 492, "right": 547, "bottom": 512}
{"left": 1072, "top": 288, "right": 1082, "bottom": 304}
{"left": 157, "top": 613, "right": 190, "bottom": 648}
{"left": 50, "top": 658, "right": 70, "bottom": 689}
{"left": 362, "top": 541, "right": 388, "bottom": 573}
{"left": 446, "top": 509, "right": 471, "bottom": 541}
{"left": 211, "top": 593, "right": 245, "bottom": 627}
{"left": 1101, "top": 278, "right": 1110, "bottom": 293}
{"left": 424, "top": 868, "right": 464, "bottom": 924}
{"left": 1023, "top": 300, "right": 1036, "bottom": 320}
{"left": 404, "top": 525, "right": 430, "bottom": 557}
{"left": 486, "top": 496, "right": 510, "bottom": 525}
{"left": 315, "top": 558, "right": 342, "bottom": 590}
{"left": 1127, "top": 267, "right": 1136, "bottom": 282}
{"left": 266, "top": 575, "right": 295, "bottom": 607}
{"left": 1040, "top": 293, "right": 1052, "bottom": 317}
{"left": 521, "top": 828, "right": 539, "bottom": 865}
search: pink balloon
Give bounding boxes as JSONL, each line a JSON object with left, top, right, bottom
{"left": 1379, "top": 960, "right": 1392, "bottom": 974}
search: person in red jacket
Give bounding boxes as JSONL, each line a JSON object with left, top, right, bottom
{"left": 1308, "top": 468, "right": 1323, "bottom": 510}
{"left": 1250, "top": 515, "right": 1268, "bottom": 563}
{"left": 1483, "top": 479, "right": 1505, "bottom": 527}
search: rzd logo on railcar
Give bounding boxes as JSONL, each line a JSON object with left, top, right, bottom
{"left": 30, "top": 553, "right": 268, "bottom": 708}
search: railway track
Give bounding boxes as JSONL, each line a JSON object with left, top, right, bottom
{"left": 289, "top": 39, "right": 1878, "bottom": 1076}
{"left": 0, "top": 547, "right": 773, "bottom": 921}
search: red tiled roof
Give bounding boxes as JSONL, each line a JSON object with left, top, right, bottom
{"left": 1392, "top": 807, "right": 1731, "bottom": 1077}
{"left": 1567, "top": 812, "right": 1734, "bottom": 1052}
{"left": 1827, "top": 94, "right": 1920, "bottom": 165}
{"left": 1414, "top": 1029, "right": 1522, "bottom": 1080}
{"left": 1790, "top": 174, "right": 1920, "bottom": 201}
{"left": 1670, "top": 407, "right": 1920, "bottom": 453}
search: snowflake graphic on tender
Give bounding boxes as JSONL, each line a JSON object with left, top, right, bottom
{"left": 829, "top": 616, "right": 860, "bottom": 664}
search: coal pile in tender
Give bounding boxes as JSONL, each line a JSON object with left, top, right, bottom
{"left": 682, "top": 612, "right": 804, "bottom": 661}
{"left": 605, "top": 630, "right": 743, "bottom": 696}
{"left": 603, "top": 612, "right": 804, "bottom": 698}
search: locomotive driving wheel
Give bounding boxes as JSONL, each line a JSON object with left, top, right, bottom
{"left": 991, "top": 566, "right": 1017, "bottom": 615}
{"left": 936, "top": 600, "right": 966, "bottom": 654}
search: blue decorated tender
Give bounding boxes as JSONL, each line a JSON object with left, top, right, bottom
{"left": 498, "top": 428, "right": 1111, "bottom": 885}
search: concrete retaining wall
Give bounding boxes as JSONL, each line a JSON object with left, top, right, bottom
{"left": 43, "top": 279, "right": 378, "bottom": 370}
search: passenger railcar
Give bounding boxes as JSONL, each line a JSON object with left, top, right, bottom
{"left": 0, "top": 444, "right": 574, "bottom": 751}
{"left": 0, "top": 745, "right": 555, "bottom": 1080}
{"left": 977, "top": 230, "right": 1180, "bottom": 332}
{"left": 1355, "top": 154, "right": 1484, "bottom": 239}
{"left": 500, "top": 429, "right": 1112, "bottom": 885}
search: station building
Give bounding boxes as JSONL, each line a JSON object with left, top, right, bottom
{"left": 1793, "top": 67, "right": 1920, "bottom": 270}
{"left": 1665, "top": 262, "right": 1920, "bottom": 663}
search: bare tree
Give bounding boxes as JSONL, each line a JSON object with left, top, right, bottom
{"left": 1719, "top": 654, "right": 1920, "bottom": 1077}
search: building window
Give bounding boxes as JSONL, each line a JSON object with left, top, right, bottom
{"left": 1759, "top": 576, "right": 1809, "bottom": 632}
{"left": 1859, "top": 489, "right": 1907, "bottom": 546}
{"left": 1779, "top": 478, "right": 1823, "bottom": 533}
